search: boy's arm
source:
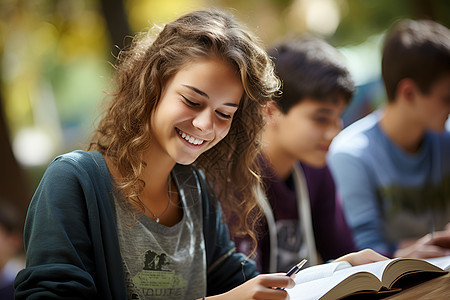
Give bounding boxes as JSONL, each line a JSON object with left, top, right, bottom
{"left": 328, "top": 152, "right": 394, "bottom": 257}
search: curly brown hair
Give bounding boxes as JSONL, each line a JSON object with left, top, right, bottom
{"left": 89, "top": 8, "right": 280, "bottom": 248}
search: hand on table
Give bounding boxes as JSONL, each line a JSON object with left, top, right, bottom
{"left": 334, "top": 248, "right": 388, "bottom": 266}
{"left": 394, "top": 227, "right": 450, "bottom": 259}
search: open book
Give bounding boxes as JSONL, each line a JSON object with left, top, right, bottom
{"left": 287, "top": 256, "right": 450, "bottom": 300}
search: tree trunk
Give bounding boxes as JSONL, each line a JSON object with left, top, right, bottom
{"left": 0, "top": 95, "right": 31, "bottom": 229}
{"left": 99, "top": 0, "right": 133, "bottom": 60}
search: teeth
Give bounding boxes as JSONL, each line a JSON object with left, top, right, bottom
{"left": 177, "top": 129, "right": 205, "bottom": 145}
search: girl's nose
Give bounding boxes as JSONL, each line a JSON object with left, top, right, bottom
{"left": 192, "top": 108, "right": 214, "bottom": 133}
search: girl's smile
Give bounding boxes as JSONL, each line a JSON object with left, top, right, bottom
{"left": 175, "top": 128, "right": 207, "bottom": 146}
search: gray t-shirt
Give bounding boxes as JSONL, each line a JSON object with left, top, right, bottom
{"left": 114, "top": 165, "right": 207, "bottom": 299}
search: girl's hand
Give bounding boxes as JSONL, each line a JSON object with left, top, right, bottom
{"left": 207, "top": 273, "right": 295, "bottom": 300}
{"left": 334, "top": 249, "right": 388, "bottom": 266}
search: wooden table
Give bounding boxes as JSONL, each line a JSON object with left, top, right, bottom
{"left": 384, "top": 272, "right": 450, "bottom": 299}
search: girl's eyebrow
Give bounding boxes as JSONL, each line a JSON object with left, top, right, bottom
{"left": 182, "top": 84, "right": 239, "bottom": 107}
{"left": 224, "top": 103, "right": 239, "bottom": 107}
{"left": 183, "top": 84, "right": 209, "bottom": 99}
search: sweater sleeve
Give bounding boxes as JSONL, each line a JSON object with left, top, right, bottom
{"left": 14, "top": 156, "right": 99, "bottom": 299}
{"left": 196, "top": 170, "right": 259, "bottom": 296}
{"left": 14, "top": 152, "right": 126, "bottom": 299}
{"left": 328, "top": 151, "right": 394, "bottom": 257}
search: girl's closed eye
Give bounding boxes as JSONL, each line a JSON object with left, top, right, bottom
{"left": 181, "top": 95, "right": 200, "bottom": 107}
{"left": 216, "top": 111, "right": 232, "bottom": 119}
{"left": 181, "top": 93, "right": 236, "bottom": 120}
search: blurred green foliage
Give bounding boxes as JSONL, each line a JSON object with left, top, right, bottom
{"left": 333, "top": 0, "right": 450, "bottom": 46}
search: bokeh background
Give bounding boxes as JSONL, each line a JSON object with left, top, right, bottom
{"left": 1, "top": 0, "right": 450, "bottom": 221}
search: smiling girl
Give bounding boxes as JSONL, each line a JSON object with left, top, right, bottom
{"left": 14, "top": 9, "right": 385, "bottom": 300}
{"left": 14, "top": 9, "right": 288, "bottom": 299}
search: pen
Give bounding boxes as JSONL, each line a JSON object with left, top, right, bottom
{"left": 278, "top": 259, "right": 307, "bottom": 290}
{"left": 286, "top": 259, "right": 308, "bottom": 277}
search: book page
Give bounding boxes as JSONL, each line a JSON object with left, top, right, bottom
{"left": 333, "top": 259, "right": 393, "bottom": 281}
{"left": 332, "top": 257, "right": 447, "bottom": 288}
{"left": 384, "top": 258, "right": 446, "bottom": 286}
{"left": 289, "top": 260, "right": 391, "bottom": 299}
{"left": 288, "top": 269, "right": 381, "bottom": 300}
{"left": 294, "top": 261, "right": 352, "bottom": 284}
{"left": 287, "top": 257, "right": 450, "bottom": 299}
{"left": 425, "top": 255, "right": 450, "bottom": 271}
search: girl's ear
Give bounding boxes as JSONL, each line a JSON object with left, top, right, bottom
{"left": 263, "top": 101, "right": 282, "bottom": 127}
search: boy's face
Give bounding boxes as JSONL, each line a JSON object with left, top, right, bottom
{"left": 415, "top": 74, "right": 450, "bottom": 132}
{"left": 274, "top": 98, "right": 347, "bottom": 168}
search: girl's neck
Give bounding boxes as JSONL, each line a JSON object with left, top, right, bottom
{"left": 140, "top": 147, "right": 176, "bottom": 197}
{"left": 140, "top": 149, "right": 182, "bottom": 226}
{"left": 105, "top": 146, "right": 182, "bottom": 226}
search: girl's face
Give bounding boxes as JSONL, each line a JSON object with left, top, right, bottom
{"left": 274, "top": 98, "right": 346, "bottom": 168}
{"left": 150, "top": 57, "right": 243, "bottom": 165}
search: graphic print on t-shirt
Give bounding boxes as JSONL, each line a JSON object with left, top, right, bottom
{"left": 131, "top": 249, "right": 188, "bottom": 298}
{"left": 276, "top": 219, "right": 308, "bottom": 272}
{"left": 143, "top": 250, "right": 170, "bottom": 271}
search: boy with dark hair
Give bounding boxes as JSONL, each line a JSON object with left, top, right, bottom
{"left": 328, "top": 19, "right": 450, "bottom": 259}
{"left": 232, "top": 35, "right": 357, "bottom": 273}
